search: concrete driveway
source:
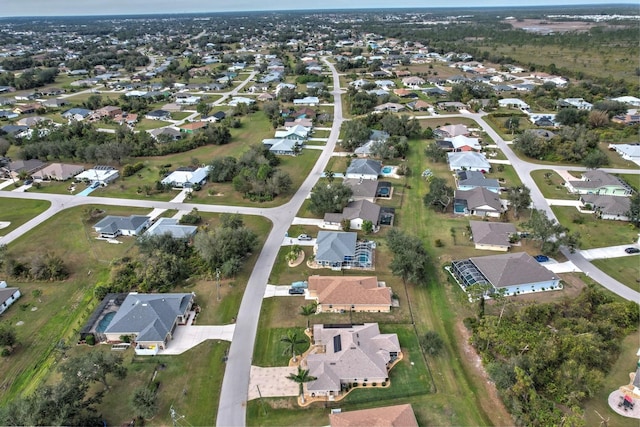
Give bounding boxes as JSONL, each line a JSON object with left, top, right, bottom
{"left": 247, "top": 366, "right": 298, "bottom": 400}
{"left": 159, "top": 324, "right": 235, "bottom": 355}
{"left": 263, "top": 285, "right": 309, "bottom": 298}
{"left": 580, "top": 244, "right": 640, "bottom": 261}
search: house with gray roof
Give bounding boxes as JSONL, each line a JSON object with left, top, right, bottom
{"left": 343, "top": 178, "right": 380, "bottom": 202}
{"left": 324, "top": 200, "right": 381, "bottom": 230}
{"left": 346, "top": 159, "right": 382, "bottom": 181}
{"left": 456, "top": 170, "right": 501, "bottom": 193}
{"left": 314, "top": 231, "right": 374, "bottom": 270}
{"left": 103, "top": 292, "right": 194, "bottom": 355}
{"left": 610, "top": 144, "right": 640, "bottom": 163}
{"left": 565, "top": 170, "right": 632, "bottom": 196}
{"left": 145, "top": 218, "right": 198, "bottom": 239}
{"left": 447, "top": 151, "right": 491, "bottom": 172}
{"left": 304, "top": 323, "right": 401, "bottom": 398}
{"left": 354, "top": 130, "right": 390, "bottom": 157}
{"left": 149, "top": 127, "right": 182, "bottom": 141}
{"left": 469, "top": 221, "right": 517, "bottom": 251}
{"left": 580, "top": 194, "right": 631, "bottom": 221}
{"left": 262, "top": 138, "right": 301, "bottom": 156}
{"left": 0, "top": 282, "right": 21, "bottom": 315}
{"left": 450, "top": 252, "right": 560, "bottom": 297}
{"left": 454, "top": 187, "right": 504, "bottom": 217}
{"left": 160, "top": 166, "right": 210, "bottom": 189}
{"left": 32, "top": 163, "right": 84, "bottom": 181}
{"left": 93, "top": 215, "right": 151, "bottom": 238}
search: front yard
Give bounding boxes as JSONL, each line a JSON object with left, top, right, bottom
{"left": 551, "top": 206, "right": 638, "bottom": 249}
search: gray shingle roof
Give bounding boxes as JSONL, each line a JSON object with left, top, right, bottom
{"left": 469, "top": 221, "right": 516, "bottom": 247}
{"left": 470, "top": 252, "right": 557, "bottom": 288}
{"left": 457, "top": 170, "right": 500, "bottom": 190}
{"left": 343, "top": 178, "right": 379, "bottom": 199}
{"left": 455, "top": 187, "right": 502, "bottom": 211}
{"left": 346, "top": 159, "right": 382, "bottom": 177}
{"left": 581, "top": 194, "right": 631, "bottom": 216}
{"left": 94, "top": 215, "right": 150, "bottom": 234}
{"left": 145, "top": 218, "right": 197, "bottom": 239}
{"left": 315, "top": 231, "right": 357, "bottom": 263}
{"left": 324, "top": 200, "right": 381, "bottom": 225}
{"left": 105, "top": 293, "right": 192, "bottom": 342}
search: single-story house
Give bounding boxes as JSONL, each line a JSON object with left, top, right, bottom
{"left": 144, "top": 218, "right": 198, "bottom": 239}
{"left": 565, "top": 170, "right": 632, "bottom": 196}
{"left": 103, "top": 292, "right": 194, "bottom": 355}
{"left": 262, "top": 138, "right": 301, "bottom": 155}
{"left": 447, "top": 151, "right": 491, "bottom": 172}
{"left": 581, "top": 194, "right": 631, "bottom": 221}
{"left": 307, "top": 275, "right": 391, "bottom": 313}
{"left": 445, "top": 135, "right": 481, "bottom": 152}
{"left": 61, "top": 108, "right": 93, "bottom": 121}
{"left": 160, "top": 166, "right": 210, "bottom": 188}
{"left": 6, "top": 159, "right": 46, "bottom": 175}
{"left": 94, "top": 215, "right": 151, "bottom": 238}
{"left": 354, "top": 130, "right": 390, "bottom": 157}
{"left": 75, "top": 166, "right": 119, "bottom": 185}
{"left": 558, "top": 98, "right": 592, "bottom": 110}
{"left": 274, "top": 124, "right": 309, "bottom": 141}
{"left": 314, "top": 231, "right": 374, "bottom": 269}
{"left": 228, "top": 96, "right": 255, "bottom": 106}
{"left": 454, "top": 187, "right": 504, "bottom": 217}
{"left": 609, "top": 144, "right": 640, "bottom": 163}
{"left": 32, "top": 163, "right": 84, "bottom": 181}
{"left": 450, "top": 252, "right": 560, "bottom": 296}
{"left": 346, "top": 159, "right": 382, "bottom": 181}
{"left": 305, "top": 323, "right": 400, "bottom": 397}
{"left": 435, "top": 124, "right": 469, "bottom": 138}
{"left": 373, "top": 102, "right": 405, "bottom": 113}
{"left": 343, "top": 178, "right": 379, "bottom": 202}
{"left": 1, "top": 125, "right": 30, "bottom": 139}
{"left": 95, "top": 106, "right": 123, "bottom": 118}
{"left": 402, "top": 76, "right": 425, "bottom": 88}
{"left": 498, "top": 98, "right": 530, "bottom": 110}
{"left": 329, "top": 404, "right": 418, "bottom": 427}
{"left": 145, "top": 110, "right": 171, "bottom": 120}
{"left": 293, "top": 96, "right": 319, "bottom": 106}
{"left": 149, "top": 127, "right": 182, "bottom": 141}
{"left": 41, "top": 98, "right": 69, "bottom": 108}
{"left": 179, "top": 121, "right": 208, "bottom": 133}
{"left": 456, "top": 170, "right": 501, "bottom": 193}
{"left": 0, "top": 282, "right": 21, "bottom": 315}
{"left": 469, "top": 221, "right": 517, "bottom": 251}
{"left": 324, "top": 199, "right": 381, "bottom": 230}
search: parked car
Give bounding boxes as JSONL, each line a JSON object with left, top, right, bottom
{"left": 23, "top": 179, "right": 33, "bottom": 185}
{"left": 534, "top": 255, "right": 549, "bottom": 262}
{"left": 288, "top": 287, "right": 305, "bottom": 295}
{"left": 624, "top": 247, "right": 640, "bottom": 254}
{"left": 297, "top": 234, "right": 312, "bottom": 241}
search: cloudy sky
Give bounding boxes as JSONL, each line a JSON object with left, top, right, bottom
{"left": 1, "top": 1, "right": 627, "bottom": 17}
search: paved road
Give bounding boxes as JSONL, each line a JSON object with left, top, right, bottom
{"left": 215, "top": 57, "right": 344, "bottom": 427}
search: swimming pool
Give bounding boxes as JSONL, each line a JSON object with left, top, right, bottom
{"left": 77, "top": 185, "right": 98, "bottom": 196}
{"left": 96, "top": 311, "right": 116, "bottom": 333}
{"left": 359, "top": 254, "right": 370, "bottom": 264}
{"left": 381, "top": 166, "right": 394, "bottom": 174}
{"left": 378, "top": 187, "right": 390, "bottom": 196}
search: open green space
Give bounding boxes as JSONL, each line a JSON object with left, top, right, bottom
{"left": 530, "top": 169, "right": 580, "bottom": 200}
{"left": 618, "top": 173, "right": 640, "bottom": 192}
{"left": 485, "top": 164, "right": 522, "bottom": 188}
{"left": 551, "top": 206, "right": 638, "bottom": 249}
{"left": 0, "top": 198, "right": 50, "bottom": 235}
{"left": 592, "top": 257, "right": 640, "bottom": 293}
{"left": 171, "top": 111, "right": 193, "bottom": 121}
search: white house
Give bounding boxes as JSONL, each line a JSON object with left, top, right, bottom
{"left": 75, "top": 166, "right": 119, "bottom": 185}
{"left": 0, "top": 282, "right": 21, "bottom": 315}
{"left": 160, "top": 166, "right": 210, "bottom": 188}
{"left": 346, "top": 159, "right": 382, "bottom": 181}
{"left": 498, "top": 98, "right": 530, "bottom": 110}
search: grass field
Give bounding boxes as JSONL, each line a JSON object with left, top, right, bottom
{"left": 592, "top": 257, "right": 640, "bottom": 293}
{"left": 551, "top": 206, "right": 638, "bottom": 249}
{"left": 530, "top": 169, "right": 580, "bottom": 200}
{"left": 618, "top": 173, "right": 640, "bottom": 192}
{"left": 0, "top": 198, "right": 50, "bottom": 235}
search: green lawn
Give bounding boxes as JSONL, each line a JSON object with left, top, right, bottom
{"left": 551, "top": 206, "right": 638, "bottom": 249}
{"left": 592, "top": 257, "right": 640, "bottom": 293}
{"left": 618, "top": 174, "right": 640, "bottom": 192}
{"left": 530, "top": 169, "right": 580, "bottom": 200}
{"left": 171, "top": 111, "right": 192, "bottom": 121}
{"left": 485, "top": 164, "right": 522, "bottom": 188}
{"left": 0, "top": 198, "right": 51, "bottom": 235}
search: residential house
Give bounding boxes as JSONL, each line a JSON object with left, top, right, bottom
{"left": 422, "top": 87, "right": 448, "bottom": 97}
{"left": 228, "top": 96, "right": 255, "bottom": 106}
{"left": 407, "top": 100, "right": 431, "bottom": 111}
{"left": 435, "top": 124, "right": 469, "bottom": 138}
{"left": 179, "top": 121, "right": 208, "bottom": 134}
{"left": 565, "top": 170, "right": 632, "bottom": 196}
{"left": 6, "top": 159, "right": 45, "bottom": 176}
{"left": 354, "top": 130, "right": 389, "bottom": 157}
{"left": 75, "top": 166, "right": 119, "bottom": 185}
{"left": 149, "top": 127, "right": 182, "bottom": 141}
{"left": 498, "top": 98, "right": 530, "bottom": 110}
{"left": 257, "top": 92, "right": 275, "bottom": 102}
{"left": 293, "top": 96, "right": 320, "bottom": 106}
{"left": 374, "top": 80, "right": 395, "bottom": 89}
{"left": 274, "top": 124, "right": 309, "bottom": 141}
{"left": 314, "top": 231, "right": 374, "bottom": 269}
{"left": 284, "top": 118, "right": 313, "bottom": 129}
{"left": 103, "top": 292, "right": 194, "bottom": 355}
{"left": 401, "top": 76, "right": 425, "bottom": 89}
{"left": 160, "top": 166, "right": 210, "bottom": 188}
{"left": 447, "top": 151, "right": 491, "bottom": 172}
{"left": 13, "top": 104, "right": 39, "bottom": 115}
{"left": 94, "top": 106, "right": 122, "bottom": 118}
{"left": 346, "top": 159, "right": 382, "bottom": 181}
{"left": 145, "top": 110, "right": 171, "bottom": 120}
{"left": 1, "top": 125, "right": 30, "bottom": 139}
{"left": 262, "top": 138, "right": 301, "bottom": 155}
{"left": 611, "top": 96, "right": 640, "bottom": 107}
{"left": 611, "top": 113, "right": 640, "bottom": 125}
{"left": 456, "top": 170, "right": 501, "bottom": 193}
{"left": 450, "top": 252, "right": 560, "bottom": 296}
{"left": 469, "top": 221, "right": 517, "bottom": 251}
{"left": 343, "top": 178, "right": 379, "bottom": 202}
{"left": 609, "top": 144, "right": 640, "bottom": 163}
{"left": 61, "top": 108, "right": 93, "bottom": 121}
{"left": 373, "top": 102, "right": 405, "bottom": 113}
{"left": 17, "top": 116, "right": 49, "bottom": 127}
{"left": 41, "top": 98, "right": 69, "bottom": 109}
{"left": 349, "top": 79, "right": 371, "bottom": 89}
{"left": 324, "top": 200, "right": 381, "bottom": 230}
{"left": 329, "top": 404, "right": 419, "bottom": 427}
{"left": 443, "top": 135, "right": 481, "bottom": 152}
{"left": 558, "top": 98, "right": 592, "bottom": 110}
{"left": 307, "top": 276, "right": 391, "bottom": 313}
{"left": 93, "top": 215, "right": 151, "bottom": 238}
{"left": 305, "top": 323, "right": 400, "bottom": 397}
{"left": 0, "top": 110, "right": 19, "bottom": 119}
{"left": 32, "top": 163, "right": 84, "bottom": 181}
{"left": 581, "top": 194, "right": 631, "bottom": 221}
{"left": 0, "top": 282, "right": 21, "bottom": 315}
{"left": 437, "top": 101, "right": 467, "bottom": 111}
{"left": 144, "top": 218, "right": 198, "bottom": 239}
{"left": 454, "top": 187, "right": 504, "bottom": 217}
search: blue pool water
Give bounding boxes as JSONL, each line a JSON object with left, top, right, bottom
{"left": 359, "top": 254, "right": 370, "bottom": 263}
{"left": 96, "top": 311, "right": 116, "bottom": 333}
{"left": 381, "top": 166, "right": 393, "bottom": 174}
{"left": 378, "top": 187, "right": 390, "bottom": 196}
{"left": 77, "top": 185, "right": 98, "bottom": 196}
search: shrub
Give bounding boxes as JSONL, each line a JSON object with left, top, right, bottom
{"left": 434, "top": 239, "right": 444, "bottom": 247}
{"left": 1, "top": 348, "right": 11, "bottom": 357}
{"left": 85, "top": 334, "right": 95, "bottom": 346}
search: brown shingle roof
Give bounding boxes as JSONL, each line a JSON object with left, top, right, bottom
{"left": 329, "top": 404, "right": 419, "bottom": 427}
{"left": 308, "top": 276, "right": 391, "bottom": 307}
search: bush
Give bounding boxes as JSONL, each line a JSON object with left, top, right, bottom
{"left": 434, "top": 239, "right": 444, "bottom": 247}
{"left": 572, "top": 214, "right": 585, "bottom": 224}
{"left": 421, "top": 330, "right": 445, "bottom": 356}
{"left": 1, "top": 348, "right": 11, "bottom": 357}
{"left": 85, "top": 335, "right": 95, "bottom": 346}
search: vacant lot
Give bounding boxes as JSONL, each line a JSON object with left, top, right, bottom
{"left": 530, "top": 169, "right": 579, "bottom": 200}
{"left": 592, "top": 257, "right": 640, "bottom": 293}
{"left": 551, "top": 206, "right": 638, "bottom": 249}
{"left": 0, "top": 198, "right": 51, "bottom": 235}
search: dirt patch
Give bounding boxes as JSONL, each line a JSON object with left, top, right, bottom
{"left": 504, "top": 19, "right": 598, "bottom": 34}
{"left": 456, "top": 321, "right": 514, "bottom": 426}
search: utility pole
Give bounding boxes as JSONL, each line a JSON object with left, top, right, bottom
{"left": 216, "top": 268, "right": 221, "bottom": 301}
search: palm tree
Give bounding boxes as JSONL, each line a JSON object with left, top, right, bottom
{"left": 280, "top": 330, "right": 307, "bottom": 362}
{"left": 285, "top": 244, "right": 302, "bottom": 265}
{"left": 324, "top": 169, "right": 335, "bottom": 183}
{"left": 286, "top": 367, "right": 316, "bottom": 404}
{"left": 299, "top": 302, "right": 317, "bottom": 330}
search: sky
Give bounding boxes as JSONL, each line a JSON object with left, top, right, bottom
{"left": 1, "top": 1, "right": 632, "bottom": 18}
